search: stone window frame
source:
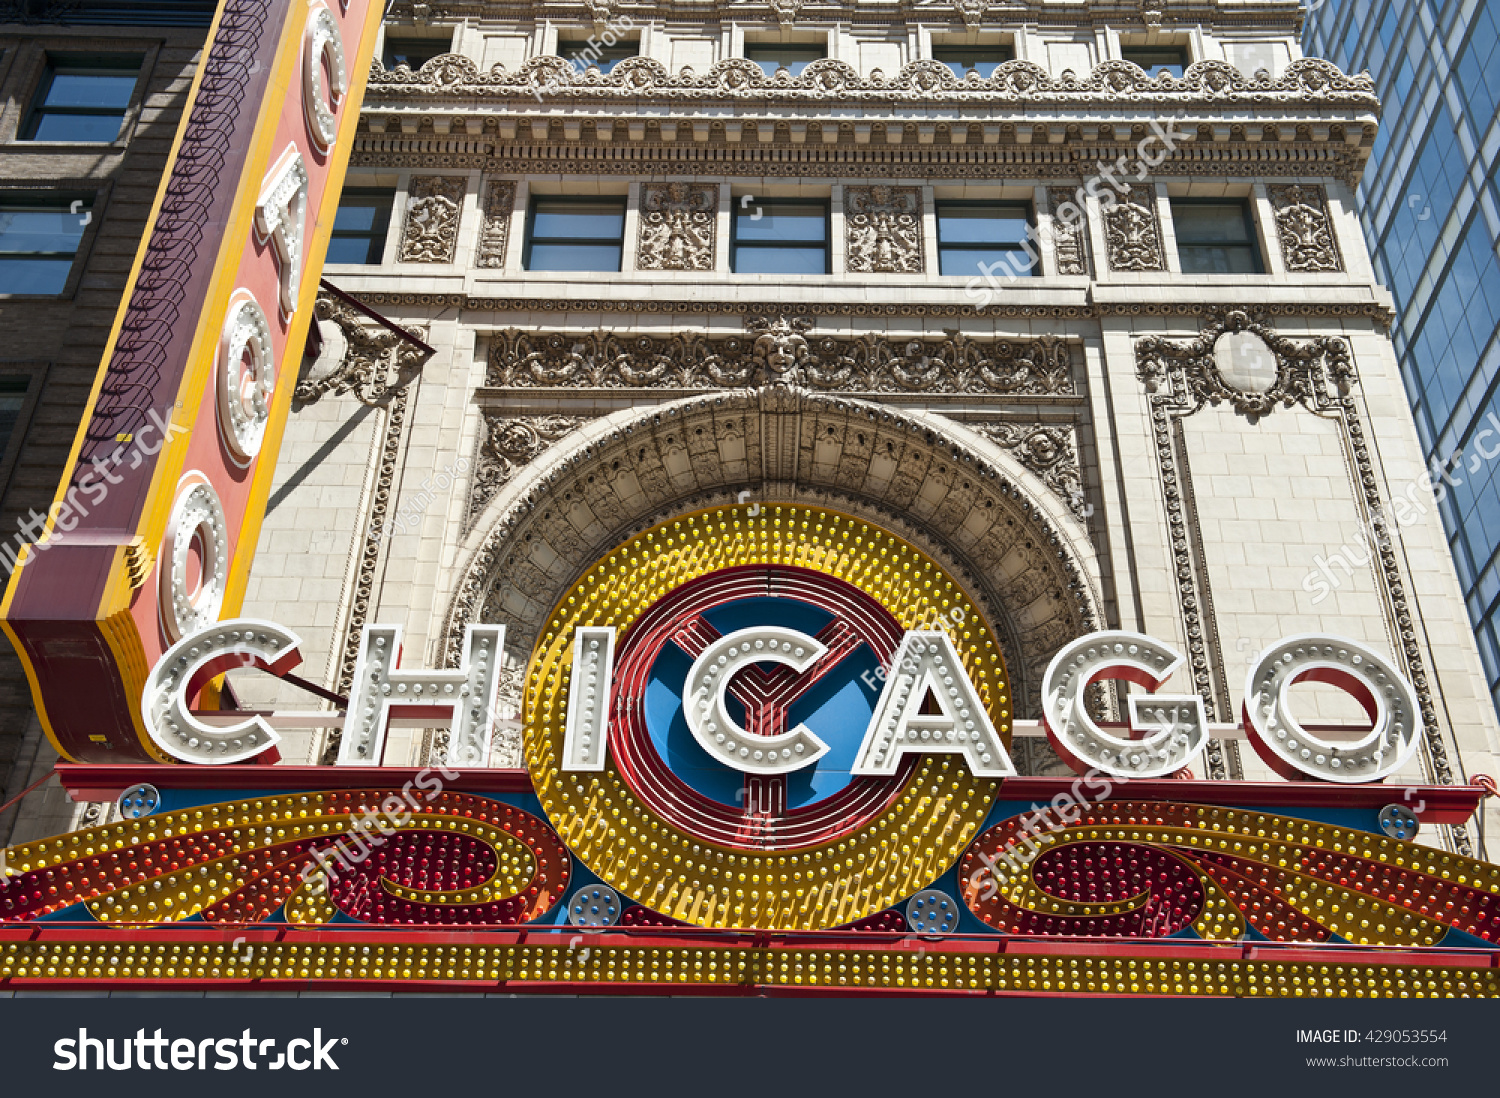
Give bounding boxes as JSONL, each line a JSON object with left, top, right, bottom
{"left": 1163, "top": 188, "right": 1273, "bottom": 278}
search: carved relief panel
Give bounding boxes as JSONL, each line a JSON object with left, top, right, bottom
{"left": 1267, "top": 184, "right": 1344, "bottom": 273}
{"left": 637, "top": 182, "right": 717, "bottom": 271}
{"left": 398, "top": 175, "right": 466, "bottom": 263}
{"left": 1104, "top": 184, "right": 1166, "bottom": 272}
{"left": 845, "top": 185, "right": 924, "bottom": 274}
{"left": 475, "top": 179, "right": 516, "bottom": 269}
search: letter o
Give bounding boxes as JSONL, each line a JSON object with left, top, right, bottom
{"left": 158, "top": 473, "right": 229, "bottom": 643}
{"left": 302, "top": 4, "right": 347, "bottom": 151}
{"left": 1242, "top": 634, "right": 1421, "bottom": 783}
{"left": 216, "top": 290, "right": 274, "bottom": 464}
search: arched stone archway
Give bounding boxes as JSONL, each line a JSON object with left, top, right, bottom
{"left": 444, "top": 386, "right": 1106, "bottom": 734}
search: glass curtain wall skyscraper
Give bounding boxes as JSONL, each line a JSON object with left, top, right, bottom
{"left": 1306, "top": 0, "right": 1500, "bottom": 713}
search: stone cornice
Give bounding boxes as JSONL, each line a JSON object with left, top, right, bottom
{"left": 365, "top": 56, "right": 1376, "bottom": 113}
{"left": 384, "top": 1, "right": 1306, "bottom": 34}
{"left": 342, "top": 292, "right": 1398, "bottom": 329}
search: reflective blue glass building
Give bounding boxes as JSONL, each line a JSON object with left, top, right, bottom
{"left": 1305, "top": 0, "right": 1500, "bottom": 712}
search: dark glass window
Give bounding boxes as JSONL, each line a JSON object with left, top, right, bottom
{"left": 931, "top": 45, "right": 1015, "bottom": 78}
{"left": 0, "top": 376, "right": 30, "bottom": 462}
{"left": 382, "top": 35, "right": 452, "bottom": 70}
{"left": 559, "top": 38, "right": 638, "bottom": 73}
{"left": 745, "top": 44, "right": 825, "bottom": 77}
{"left": 327, "top": 189, "right": 394, "bottom": 264}
{"left": 523, "top": 197, "right": 626, "bottom": 272}
{"left": 1171, "top": 199, "right": 1263, "bottom": 274}
{"left": 22, "top": 56, "right": 140, "bottom": 142}
{"left": 936, "top": 201, "right": 1035, "bottom": 278}
{"left": 1121, "top": 45, "right": 1189, "bottom": 78}
{"left": 731, "top": 199, "right": 829, "bottom": 275}
{"left": 0, "top": 199, "right": 92, "bottom": 293}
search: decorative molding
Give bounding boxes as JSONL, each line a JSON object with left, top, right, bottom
{"left": 475, "top": 178, "right": 515, "bottom": 269}
{"left": 1267, "top": 183, "right": 1344, "bottom": 273}
{"left": 351, "top": 140, "right": 1371, "bottom": 187}
{"left": 485, "top": 321, "right": 1076, "bottom": 395}
{"left": 365, "top": 56, "right": 1379, "bottom": 112}
{"left": 322, "top": 387, "right": 410, "bottom": 764}
{"left": 1133, "top": 310, "right": 1470, "bottom": 856}
{"left": 1045, "top": 187, "right": 1090, "bottom": 276}
{"left": 345, "top": 291, "right": 1398, "bottom": 329}
{"left": 295, "top": 293, "right": 431, "bottom": 406}
{"left": 467, "top": 413, "right": 587, "bottom": 528}
{"left": 845, "top": 185, "right": 924, "bottom": 274}
{"left": 398, "top": 175, "right": 466, "bottom": 263}
{"left": 583, "top": 0, "right": 613, "bottom": 26}
{"left": 637, "top": 182, "right": 716, "bottom": 271}
{"left": 1104, "top": 184, "right": 1165, "bottom": 271}
{"left": 769, "top": 0, "right": 803, "bottom": 25}
{"left": 973, "top": 423, "right": 1089, "bottom": 520}
{"left": 955, "top": 0, "right": 991, "bottom": 29}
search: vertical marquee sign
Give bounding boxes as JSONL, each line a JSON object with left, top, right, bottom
{"left": 0, "top": 0, "right": 384, "bottom": 762}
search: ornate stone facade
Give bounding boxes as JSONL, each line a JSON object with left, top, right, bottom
{"left": 1046, "top": 187, "right": 1091, "bottom": 275}
{"left": 486, "top": 322, "right": 1075, "bottom": 394}
{"left": 637, "top": 182, "right": 716, "bottom": 271}
{"left": 973, "top": 422, "right": 1090, "bottom": 520}
{"left": 1104, "top": 184, "right": 1166, "bottom": 271}
{"left": 1267, "top": 183, "right": 1344, "bottom": 273}
{"left": 845, "top": 185, "right": 924, "bottom": 274}
{"left": 296, "top": 293, "right": 432, "bottom": 405}
{"left": 398, "top": 175, "right": 466, "bottom": 263}
{"left": 475, "top": 178, "right": 515, "bottom": 268}
{"left": 467, "top": 413, "right": 586, "bottom": 526}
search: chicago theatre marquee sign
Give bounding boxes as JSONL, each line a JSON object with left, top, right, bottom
{"left": 0, "top": 4, "right": 1498, "bottom": 1000}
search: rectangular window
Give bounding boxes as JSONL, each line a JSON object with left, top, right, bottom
{"left": 0, "top": 375, "right": 30, "bottom": 461}
{"left": 931, "top": 45, "right": 1015, "bottom": 79}
{"left": 523, "top": 196, "right": 626, "bottom": 272}
{"left": 326, "top": 189, "right": 395, "bottom": 265}
{"left": 0, "top": 198, "right": 91, "bottom": 293}
{"left": 1171, "top": 199, "right": 1263, "bottom": 274}
{"left": 382, "top": 34, "right": 452, "bottom": 70}
{"left": 744, "top": 44, "right": 825, "bottom": 77}
{"left": 731, "top": 198, "right": 829, "bottom": 275}
{"left": 935, "top": 201, "right": 1036, "bottom": 278}
{"left": 559, "top": 38, "right": 638, "bottom": 74}
{"left": 22, "top": 55, "right": 140, "bottom": 142}
{"left": 1121, "top": 45, "right": 1189, "bottom": 78}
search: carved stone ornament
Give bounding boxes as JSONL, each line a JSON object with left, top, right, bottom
{"left": 1104, "top": 184, "right": 1165, "bottom": 271}
{"left": 584, "top": 0, "right": 613, "bottom": 27}
{"left": 1046, "top": 187, "right": 1090, "bottom": 276}
{"left": 486, "top": 320, "right": 1076, "bottom": 395}
{"left": 296, "top": 292, "right": 432, "bottom": 405}
{"left": 770, "top": 0, "right": 803, "bottom": 25}
{"left": 1267, "top": 184, "right": 1344, "bottom": 273}
{"left": 475, "top": 179, "right": 515, "bottom": 269}
{"left": 1135, "top": 308, "right": 1354, "bottom": 420}
{"left": 637, "top": 182, "right": 717, "bottom": 271}
{"left": 974, "top": 423, "right": 1089, "bottom": 520}
{"left": 367, "top": 56, "right": 1379, "bottom": 112}
{"left": 467, "top": 413, "right": 586, "bottom": 527}
{"left": 398, "top": 175, "right": 466, "bottom": 263}
{"left": 955, "top": 0, "right": 990, "bottom": 29}
{"left": 846, "top": 185, "right": 925, "bottom": 274}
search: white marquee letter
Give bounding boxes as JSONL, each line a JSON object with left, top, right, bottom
{"left": 562, "top": 626, "right": 615, "bottom": 771}
{"left": 254, "top": 145, "right": 309, "bottom": 318}
{"left": 852, "top": 631, "right": 1016, "bottom": 779}
{"left": 1041, "top": 631, "right": 1208, "bottom": 779}
{"left": 142, "top": 618, "right": 296, "bottom": 764}
{"left": 339, "top": 624, "right": 505, "bottom": 767}
{"left": 683, "top": 626, "right": 830, "bottom": 774}
{"left": 302, "top": 4, "right": 347, "bottom": 151}
{"left": 216, "top": 290, "right": 274, "bottom": 465}
{"left": 1243, "top": 634, "right": 1420, "bottom": 783}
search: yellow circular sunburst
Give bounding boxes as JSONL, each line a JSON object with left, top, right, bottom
{"left": 523, "top": 504, "right": 1010, "bottom": 930}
